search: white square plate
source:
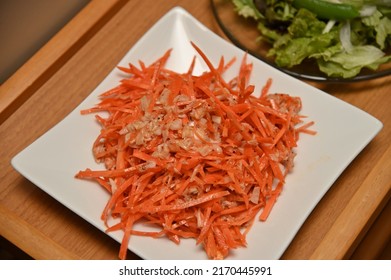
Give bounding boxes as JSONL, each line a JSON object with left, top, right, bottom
{"left": 12, "top": 7, "right": 382, "bottom": 260}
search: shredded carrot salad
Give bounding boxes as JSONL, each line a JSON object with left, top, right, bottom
{"left": 75, "top": 42, "right": 315, "bottom": 260}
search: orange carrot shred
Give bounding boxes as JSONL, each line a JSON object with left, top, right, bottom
{"left": 75, "top": 42, "right": 315, "bottom": 260}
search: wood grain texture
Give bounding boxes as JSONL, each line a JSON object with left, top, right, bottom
{"left": 0, "top": 0, "right": 128, "bottom": 124}
{"left": 309, "top": 145, "right": 391, "bottom": 259}
{"left": 350, "top": 198, "right": 391, "bottom": 259}
{"left": 0, "top": 205, "right": 80, "bottom": 260}
{"left": 1, "top": 0, "right": 390, "bottom": 260}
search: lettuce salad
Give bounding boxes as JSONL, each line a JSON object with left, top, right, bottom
{"left": 232, "top": 0, "right": 391, "bottom": 78}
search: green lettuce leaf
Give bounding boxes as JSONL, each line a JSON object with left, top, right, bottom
{"left": 312, "top": 45, "right": 391, "bottom": 78}
{"left": 263, "top": 0, "right": 296, "bottom": 23}
{"left": 232, "top": 0, "right": 263, "bottom": 20}
{"left": 361, "top": 9, "right": 391, "bottom": 49}
{"left": 268, "top": 9, "right": 338, "bottom": 67}
{"left": 231, "top": 0, "right": 391, "bottom": 78}
{"left": 270, "top": 33, "right": 338, "bottom": 67}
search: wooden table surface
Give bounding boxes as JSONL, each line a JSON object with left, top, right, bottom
{"left": 1, "top": 0, "right": 390, "bottom": 260}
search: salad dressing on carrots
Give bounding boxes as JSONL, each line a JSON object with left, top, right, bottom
{"left": 76, "top": 42, "right": 315, "bottom": 260}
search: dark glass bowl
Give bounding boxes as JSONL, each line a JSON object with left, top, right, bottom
{"left": 211, "top": 0, "right": 391, "bottom": 82}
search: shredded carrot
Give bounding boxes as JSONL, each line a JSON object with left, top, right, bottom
{"left": 75, "top": 42, "right": 315, "bottom": 260}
